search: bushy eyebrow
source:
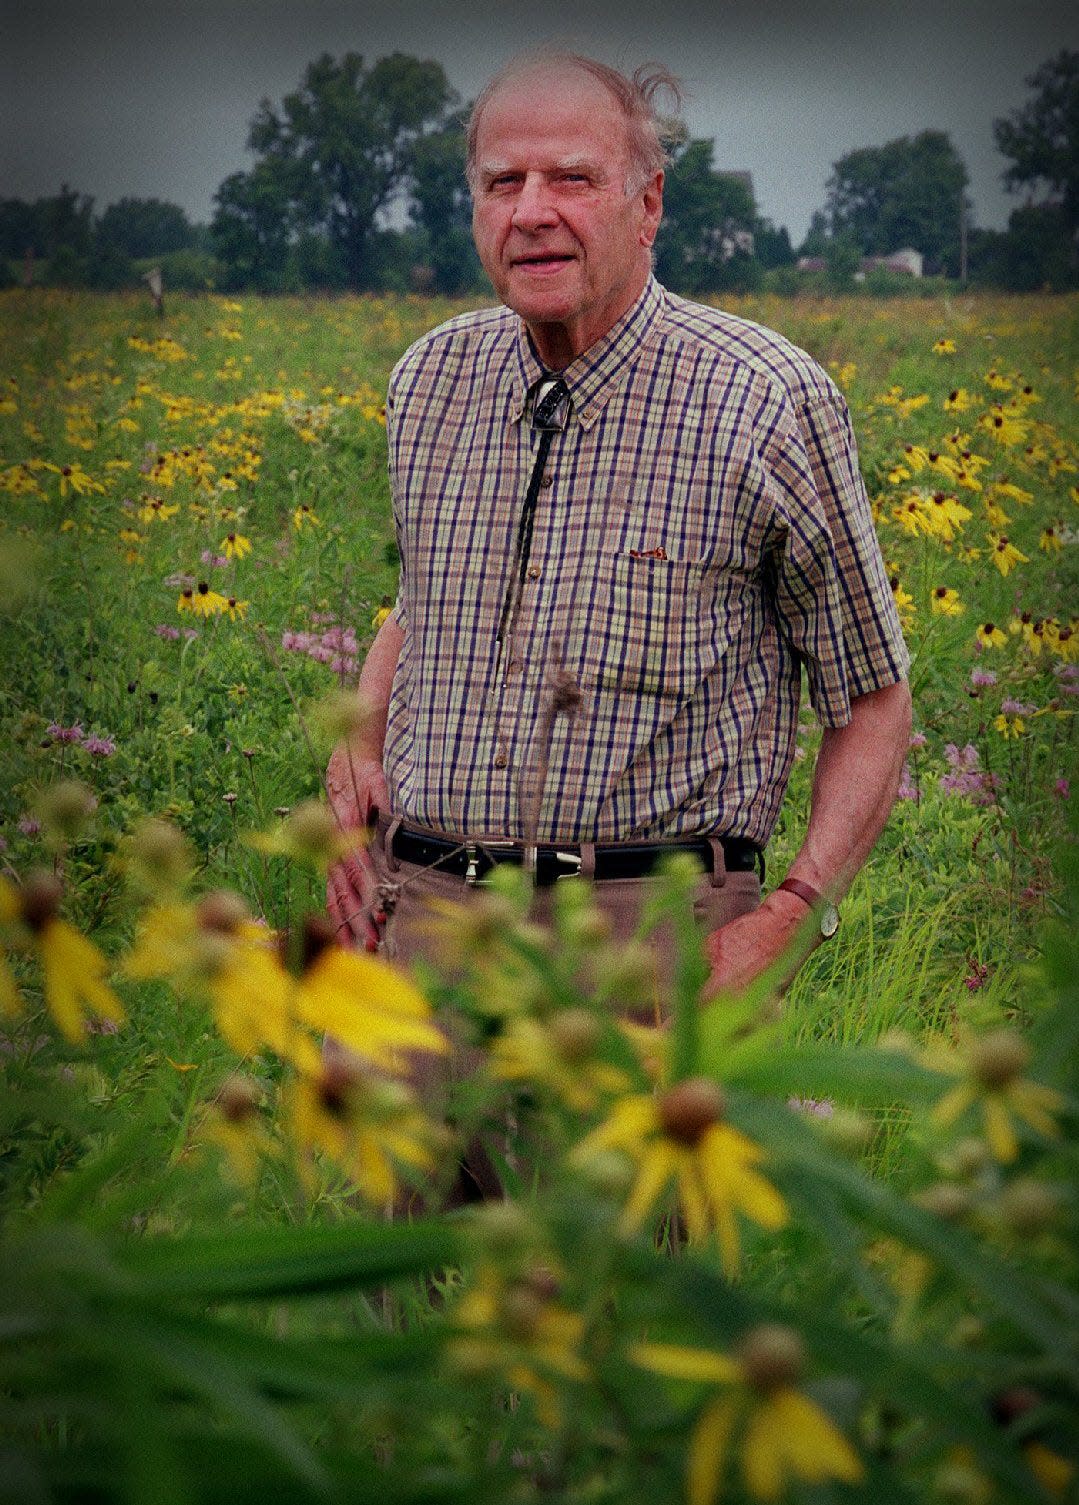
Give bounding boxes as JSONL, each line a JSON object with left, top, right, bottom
{"left": 477, "top": 154, "right": 609, "bottom": 185}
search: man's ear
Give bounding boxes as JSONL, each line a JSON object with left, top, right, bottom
{"left": 639, "top": 170, "right": 664, "bottom": 249}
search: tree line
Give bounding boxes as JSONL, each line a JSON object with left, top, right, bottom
{"left": 2, "top": 48, "right": 1076, "bottom": 296}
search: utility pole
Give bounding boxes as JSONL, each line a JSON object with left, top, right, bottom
{"left": 959, "top": 195, "right": 969, "bottom": 283}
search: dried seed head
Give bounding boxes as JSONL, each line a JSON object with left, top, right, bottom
{"left": 548, "top": 1008, "right": 601, "bottom": 1063}
{"left": 218, "top": 1076, "right": 260, "bottom": 1123}
{"left": 500, "top": 1284, "right": 545, "bottom": 1341}
{"left": 736, "top": 1324, "right": 805, "bottom": 1393}
{"left": 970, "top": 1030, "right": 1030, "bottom": 1090}
{"left": 279, "top": 913, "right": 338, "bottom": 977}
{"left": 195, "top": 889, "right": 249, "bottom": 935}
{"left": 658, "top": 1078, "right": 726, "bottom": 1146}
{"left": 285, "top": 799, "right": 339, "bottom": 862}
{"left": 18, "top": 869, "right": 64, "bottom": 932}
{"left": 125, "top": 817, "right": 193, "bottom": 889}
{"left": 915, "top": 1183, "right": 971, "bottom": 1222}
{"left": 316, "top": 689, "right": 374, "bottom": 745}
{"left": 37, "top": 779, "right": 97, "bottom": 842}
{"left": 948, "top": 1137, "right": 991, "bottom": 1179}
{"left": 998, "top": 1177, "right": 1058, "bottom": 1236}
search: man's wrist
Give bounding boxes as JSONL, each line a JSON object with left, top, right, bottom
{"left": 774, "top": 877, "right": 841, "bottom": 940}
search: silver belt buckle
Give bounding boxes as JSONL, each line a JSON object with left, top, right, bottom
{"left": 554, "top": 849, "right": 582, "bottom": 880}
{"left": 468, "top": 839, "right": 518, "bottom": 886}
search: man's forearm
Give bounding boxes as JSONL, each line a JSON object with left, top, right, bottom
{"left": 783, "top": 678, "right": 913, "bottom": 900}
{"left": 349, "top": 615, "right": 404, "bottom": 761}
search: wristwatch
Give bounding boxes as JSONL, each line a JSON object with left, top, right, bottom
{"left": 775, "top": 877, "right": 840, "bottom": 940}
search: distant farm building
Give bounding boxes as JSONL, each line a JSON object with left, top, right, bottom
{"left": 795, "top": 247, "right": 924, "bottom": 278}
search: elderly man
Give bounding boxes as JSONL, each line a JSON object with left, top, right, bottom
{"left": 327, "top": 51, "right": 911, "bottom": 1008}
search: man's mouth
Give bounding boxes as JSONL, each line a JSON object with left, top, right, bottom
{"left": 512, "top": 253, "right": 575, "bottom": 270}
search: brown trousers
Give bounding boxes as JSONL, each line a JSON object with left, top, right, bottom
{"left": 361, "top": 818, "right": 761, "bottom": 1207}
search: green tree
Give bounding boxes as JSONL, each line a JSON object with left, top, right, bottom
{"left": 826, "top": 131, "right": 968, "bottom": 273}
{"left": 97, "top": 197, "right": 197, "bottom": 259}
{"left": 406, "top": 114, "right": 483, "bottom": 295}
{"left": 211, "top": 163, "right": 296, "bottom": 292}
{"left": 995, "top": 50, "right": 1079, "bottom": 233}
{"left": 223, "top": 51, "right": 455, "bottom": 289}
{"left": 654, "top": 137, "right": 757, "bottom": 294}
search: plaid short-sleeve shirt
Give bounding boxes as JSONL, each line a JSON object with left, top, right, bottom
{"left": 382, "top": 277, "right": 908, "bottom": 846}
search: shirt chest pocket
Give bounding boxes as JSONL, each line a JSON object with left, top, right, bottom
{"left": 575, "top": 552, "right": 706, "bottom": 702}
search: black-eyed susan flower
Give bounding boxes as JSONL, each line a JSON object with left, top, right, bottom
{"left": 990, "top": 535, "right": 1030, "bottom": 578}
{"left": 0, "top": 871, "right": 125, "bottom": 1044}
{"left": 286, "top": 1058, "right": 436, "bottom": 1205}
{"left": 200, "top": 1076, "right": 276, "bottom": 1185}
{"left": 928, "top": 1029, "right": 1063, "bottom": 1163}
{"left": 632, "top": 1325, "right": 863, "bottom": 1505}
{"left": 976, "top": 622, "right": 1007, "bottom": 650}
{"left": 1040, "top": 526, "right": 1064, "bottom": 553}
{"left": 221, "top": 531, "right": 251, "bottom": 560}
{"left": 570, "top": 1078, "right": 787, "bottom": 1275}
{"left": 930, "top": 586, "right": 964, "bottom": 617}
{"left": 932, "top": 338, "right": 956, "bottom": 355}
{"left": 449, "top": 1262, "right": 590, "bottom": 1427}
{"left": 292, "top": 503, "right": 320, "bottom": 531}
{"left": 491, "top": 1008, "right": 632, "bottom": 1113}
{"left": 178, "top": 581, "right": 230, "bottom": 618}
{"left": 944, "top": 387, "right": 973, "bottom": 412}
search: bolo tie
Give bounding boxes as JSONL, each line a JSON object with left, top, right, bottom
{"left": 495, "top": 376, "right": 570, "bottom": 650}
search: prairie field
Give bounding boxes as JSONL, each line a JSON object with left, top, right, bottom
{"left": 0, "top": 287, "right": 1077, "bottom": 1504}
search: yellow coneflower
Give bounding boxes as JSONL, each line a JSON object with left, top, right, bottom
{"left": 292, "top": 503, "right": 321, "bottom": 531}
{"left": 571, "top": 1078, "right": 787, "bottom": 1276}
{"left": 632, "top": 1326, "right": 863, "bottom": 1505}
{"left": 1040, "top": 526, "right": 1063, "bottom": 553}
{"left": 930, "top": 586, "right": 964, "bottom": 617}
{"left": 989, "top": 535, "right": 1030, "bottom": 578}
{"left": 928, "top": 1029, "right": 1062, "bottom": 1163}
{"left": 0, "top": 872, "right": 125, "bottom": 1045}
{"left": 221, "top": 531, "right": 252, "bottom": 560}
{"left": 976, "top": 622, "right": 1007, "bottom": 650}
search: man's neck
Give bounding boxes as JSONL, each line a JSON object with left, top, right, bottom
{"left": 524, "top": 264, "right": 652, "bottom": 371}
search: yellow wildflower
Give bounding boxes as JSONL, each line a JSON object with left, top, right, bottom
{"left": 930, "top": 586, "right": 963, "bottom": 617}
{"left": 990, "top": 481, "right": 1034, "bottom": 506}
{"left": 944, "top": 387, "right": 973, "bottom": 412}
{"left": 929, "top": 1029, "right": 1062, "bottom": 1163}
{"left": 571, "top": 1078, "right": 787, "bottom": 1275}
{"left": 286, "top": 1059, "right": 435, "bottom": 1206}
{"left": 976, "top": 622, "right": 1007, "bottom": 650}
{"left": 994, "top": 714, "right": 1025, "bottom": 739}
{"left": 223, "top": 596, "right": 248, "bottom": 622}
{"left": 980, "top": 407, "right": 1028, "bottom": 446}
{"left": 292, "top": 504, "right": 320, "bottom": 531}
{"left": 178, "top": 582, "right": 231, "bottom": 618}
{"left": 0, "top": 872, "right": 125, "bottom": 1045}
{"left": 42, "top": 461, "right": 106, "bottom": 499}
{"left": 1040, "top": 526, "right": 1063, "bottom": 553}
{"left": 138, "top": 495, "right": 180, "bottom": 523}
{"left": 491, "top": 1009, "right": 632, "bottom": 1113}
{"left": 371, "top": 605, "right": 393, "bottom": 630}
{"left": 989, "top": 534, "right": 1029, "bottom": 577}
{"left": 222, "top": 531, "right": 252, "bottom": 560}
{"left": 449, "top": 1262, "right": 590, "bottom": 1428}
{"left": 632, "top": 1326, "right": 863, "bottom": 1505}
{"left": 932, "top": 338, "right": 956, "bottom": 354}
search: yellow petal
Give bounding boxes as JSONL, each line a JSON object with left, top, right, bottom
{"left": 770, "top": 1388, "right": 864, "bottom": 1484}
{"left": 933, "top": 1081, "right": 976, "bottom": 1127}
{"left": 688, "top": 1394, "right": 739, "bottom": 1505}
{"left": 630, "top": 1343, "right": 741, "bottom": 1385}
{"left": 0, "top": 953, "right": 23, "bottom": 1019}
{"left": 620, "top": 1142, "right": 676, "bottom": 1235}
{"left": 982, "top": 1095, "right": 1018, "bottom": 1163}
{"left": 679, "top": 1155, "right": 711, "bottom": 1245}
{"left": 742, "top": 1401, "right": 784, "bottom": 1501}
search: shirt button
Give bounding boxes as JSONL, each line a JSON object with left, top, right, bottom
{"left": 526, "top": 564, "right": 541, "bottom": 580}
{"left": 493, "top": 749, "right": 509, "bottom": 768}
{"left": 540, "top": 471, "right": 554, "bottom": 488}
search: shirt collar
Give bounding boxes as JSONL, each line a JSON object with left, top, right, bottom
{"left": 510, "top": 275, "right": 665, "bottom": 431}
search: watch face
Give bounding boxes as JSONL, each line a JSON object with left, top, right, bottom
{"left": 820, "top": 903, "right": 840, "bottom": 940}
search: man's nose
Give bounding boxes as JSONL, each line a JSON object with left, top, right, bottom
{"left": 511, "top": 174, "right": 559, "bottom": 232}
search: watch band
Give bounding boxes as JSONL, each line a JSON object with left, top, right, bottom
{"left": 775, "top": 877, "right": 823, "bottom": 909}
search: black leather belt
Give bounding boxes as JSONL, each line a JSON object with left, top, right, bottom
{"left": 390, "top": 825, "right": 762, "bottom": 886}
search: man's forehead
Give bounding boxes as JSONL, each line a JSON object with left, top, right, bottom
{"left": 478, "top": 62, "right": 623, "bottom": 128}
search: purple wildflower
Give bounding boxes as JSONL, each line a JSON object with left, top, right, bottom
{"left": 154, "top": 624, "right": 181, "bottom": 641}
{"left": 1055, "top": 777, "right": 1071, "bottom": 800}
{"left": 17, "top": 816, "right": 41, "bottom": 837}
{"left": 788, "top": 1096, "right": 835, "bottom": 1119}
{"left": 83, "top": 736, "right": 116, "bottom": 757}
{"left": 970, "top": 668, "right": 997, "bottom": 688}
{"left": 897, "top": 761, "right": 921, "bottom": 801}
{"left": 183, "top": 628, "right": 199, "bottom": 641}
{"left": 908, "top": 731, "right": 927, "bottom": 749}
{"left": 1001, "top": 698, "right": 1036, "bottom": 716}
{"left": 46, "top": 722, "right": 84, "bottom": 744}
{"left": 200, "top": 549, "right": 229, "bottom": 568}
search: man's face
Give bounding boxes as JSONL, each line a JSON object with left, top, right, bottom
{"left": 471, "top": 65, "right": 663, "bottom": 368}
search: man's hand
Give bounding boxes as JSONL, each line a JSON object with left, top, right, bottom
{"left": 326, "top": 746, "right": 389, "bottom": 951}
{"left": 702, "top": 888, "right": 815, "bottom": 998}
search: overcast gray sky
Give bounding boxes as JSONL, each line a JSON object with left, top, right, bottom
{"left": 2, "top": 0, "right": 1077, "bottom": 244}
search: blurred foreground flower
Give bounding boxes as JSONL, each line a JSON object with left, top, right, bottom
{"left": 571, "top": 1078, "right": 787, "bottom": 1275}
{"left": 450, "top": 1262, "right": 590, "bottom": 1427}
{"left": 928, "top": 1029, "right": 1063, "bottom": 1162}
{"left": 633, "top": 1325, "right": 863, "bottom": 1505}
{"left": 0, "top": 872, "right": 124, "bottom": 1044}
